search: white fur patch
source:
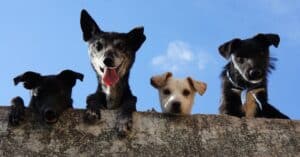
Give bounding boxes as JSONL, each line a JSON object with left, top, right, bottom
{"left": 231, "top": 54, "right": 263, "bottom": 84}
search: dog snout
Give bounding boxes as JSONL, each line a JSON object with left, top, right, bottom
{"left": 248, "top": 69, "right": 263, "bottom": 80}
{"left": 43, "top": 109, "right": 58, "bottom": 124}
{"left": 170, "top": 101, "right": 181, "bottom": 114}
{"left": 103, "top": 57, "right": 114, "bottom": 67}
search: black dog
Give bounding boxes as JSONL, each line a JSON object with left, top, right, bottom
{"left": 80, "top": 9, "right": 146, "bottom": 133}
{"left": 218, "top": 33, "right": 289, "bottom": 119}
{"left": 9, "top": 70, "right": 84, "bottom": 125}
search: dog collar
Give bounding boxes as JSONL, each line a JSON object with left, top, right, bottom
{"left": 226, "top": 70, "right": 263, "bottom": 111}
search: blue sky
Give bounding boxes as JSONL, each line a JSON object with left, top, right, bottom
{"left": 0, "top": 0, "right": 299, "bottom": 119}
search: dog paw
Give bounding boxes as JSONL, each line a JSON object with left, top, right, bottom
{"left": 9, "top": 97, "right": 25, "bottom": 126}
{"left": 116, "top": 116, "right": 132, "bottom": 137}
{"left": 83, "top": 108, "right": 101, "bottom": 123}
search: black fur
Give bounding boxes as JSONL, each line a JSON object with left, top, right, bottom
{"left": 9, "top": 70, "right": 83, "bottom": 125}
{"left": 80, "top": 9, "right": 146, "bottom": 135}
{"left": 218, "top": 33, "right": 289, "bottom": 119}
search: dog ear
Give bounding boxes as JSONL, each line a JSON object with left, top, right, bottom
{"left": 58, "top": 70, "right": 84, "bottom": 87}
{"left": 218, "top": 38, "right": 241, "bottom": 59}
{"left": 150, "top": 72, "right": 172, "bottom": 88}
{"left": 80, "top": 9, "right": 102, "bottom": 42}
{"left": 187, "top": 77, "right": 207, "bottom": 96}
{"left": 127, "top": 26, "right": 146, "bottom": 52}
{"left": 14, "top": 71, "right": 42, "bottom": 89}
{"left": 253, "top": 33, "right": 280, "bottom": 48}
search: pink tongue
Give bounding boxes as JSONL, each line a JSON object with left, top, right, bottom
{"left": 103, "top": 68, "right": 119, "bottom": 86}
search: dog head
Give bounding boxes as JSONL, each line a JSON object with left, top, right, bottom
{"left": 14, "top": 70, "right": 84, "bottom": 123}
{"left": 80, "top": 9, "right": 146, "bottom": 87}
{"left": 219, "top": 33, "right": 279, "bottom": 84}
{"left": 151, "top": 72, "right": 207, "bottom": 115}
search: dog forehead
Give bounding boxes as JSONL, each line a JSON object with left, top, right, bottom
{"left": 241, "top": 39, "right": 267, "bottom": 50}
{"left": 96, "top": 32, "right": 127, "bottom": 42}
{"left": 234, "top": 40, "right": 269, "bottom": 57}
{"left": 38, "top": 76, "right": 64, "bottom": 89}
{"left": 166, "top": 78, "right": 191, "bottom": 90}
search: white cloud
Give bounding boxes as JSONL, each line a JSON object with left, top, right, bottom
{"left": 197, "top": 52, "right": 214, "bottom": 71}
{"left": 151, "top": 40, "right": 213, "bottom": 73}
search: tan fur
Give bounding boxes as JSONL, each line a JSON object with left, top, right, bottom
{"left": 151, "top": 72, "right": 172, "bottom": 88}
{"left": 187, "top": 77, "right": 207, "bottom": 95}
{"left": 242, "top": 88, "right": 265, "bottom": 118}
{"left": 151, "top": 73, "right": 207, "bottom": 115}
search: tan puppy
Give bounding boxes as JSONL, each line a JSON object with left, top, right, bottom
{"left": 151, "top": 72, "right": 207, "bottom": 115}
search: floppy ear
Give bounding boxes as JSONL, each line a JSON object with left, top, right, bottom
{"left": 58, "top": 70, "right": 84, "bottom": 87}
{"left": 80, "top": 9, "right": 102, "bottom": 42}
{"left": 187, "top": 77, "right": 207, "bottom": 96}
{"left": 14, "top": 71, "right": 42, "bottom": 89}
{"left": 150, "top": 72, "right": 172, "bottom": 88}
{"left": 127, "top": 26, "right": 146, "bottom": 52}
{"left": 253, "top": 33, "right": 280, "bottom": 48}
{"left": 218, "top": 38, "right": 241, "bottom": 59}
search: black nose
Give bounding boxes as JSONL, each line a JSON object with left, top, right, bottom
{"left": 170, "top": 101, "right": 181, "bottom": 113}
{"left": 44, "top": 109, "right": 58, "bottom": 123}
{"left": 103, "top": 58, "right": 114, "bottom": 67}
{"left": 248, "top": 69, "right": 263, "bottom": 80}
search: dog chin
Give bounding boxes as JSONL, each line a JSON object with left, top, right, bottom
{"left": 165, "top": 110, "right": 182, "bottom": 115}
{"left": 244, "top": 76, "right": 263, "bottom": 84}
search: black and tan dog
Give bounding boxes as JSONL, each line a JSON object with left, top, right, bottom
{"left": 80, "top": 9, "right": 146, "bottom": 134}
{"left": 218, "top": 33, "right": 289, "bottom": 119}
{"left": 9, "top": 70, "right": 84, "bottom": 125}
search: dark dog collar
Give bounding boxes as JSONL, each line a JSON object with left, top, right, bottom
{"left": 226, "top": 70, "right": 263, "bottom": 110}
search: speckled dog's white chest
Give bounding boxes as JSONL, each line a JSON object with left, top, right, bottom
{"left": 103, "top": 86, "right": 122, "bottom": 109}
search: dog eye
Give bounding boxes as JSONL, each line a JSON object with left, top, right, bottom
{"left": 163, "top": 89, "right": 171, "bottom": 95}
{"left": 182, "top": 89, "right": 190, "bottom": 96}
{"left": 96, "top": 42, "right": 103, "bottom": 51}
{"left": 34, "top": 88, "right": 45, "bottom": 96}
{"left": 259, "top": 51, "right": 265, "bottom": 56}
{"left": 115, "top": 42, "right": 125, "bottom": 50}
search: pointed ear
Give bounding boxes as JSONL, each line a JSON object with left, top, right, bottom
{"left": 127, "top": 26, "right": 146, "bottom": 52}
{"left": 187, "top": 77, "right": 207, "bottom": 96}
{"left": 218, "top": 38, "right": 241, "bottom": 59}
{"left": 80, "top": 9, "right": 102, "bottom": 42}
{"left": 150, "top": 72, "right": 172, "bottom": 88}
{"left": 253, "top": 33, "right": 280, "bottom": 48}
{"left": 58, "top": 70, "right": 84, "bottom": 87}
{"left": 14, "top": 71, "right": 42, "bottom": 89}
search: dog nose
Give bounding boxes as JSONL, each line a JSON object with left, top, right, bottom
{"left": 170, "top": 101, "right": 181, "bottom": 113}
{"left": 249, "top": 69, "right": 263, "bottom": 80}
{"left": 44, "top": 109, "right": 58, "bottom": 123}
{"left": 103, "top": 58, "right": 114, "bottom": 67}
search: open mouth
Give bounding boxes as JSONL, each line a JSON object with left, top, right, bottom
{"left": 101, "top": 64, "right": 122, "bottom": 86}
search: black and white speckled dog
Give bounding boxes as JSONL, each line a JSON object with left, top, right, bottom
{"left": 218, "top": 33, "right": 289, "bottom": 119}
{"left": 80, "top": 9, "right": 146, "bottom": 134}
{"left": 9, "top": 70, "right": 83, "bottom": 125}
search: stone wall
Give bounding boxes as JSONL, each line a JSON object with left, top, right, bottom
{"left": 0, "top": 107, "right": 299, "bottom": 157}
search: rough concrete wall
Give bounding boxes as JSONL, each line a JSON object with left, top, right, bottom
{"left": 0, "top": 107, "right": 299, "bottom": 157}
